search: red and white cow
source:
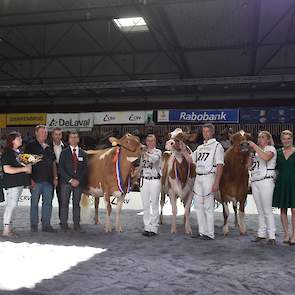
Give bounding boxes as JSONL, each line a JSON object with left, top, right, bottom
{"left": 160, "top": 128, "right": 196, "bottom": 234}
{"left": 81, "top": 133, "right": 143, "bottom": 232}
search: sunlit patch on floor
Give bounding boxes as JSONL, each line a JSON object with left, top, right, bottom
{"left": 0, "top": 241, "right": 107, "bottom": 291}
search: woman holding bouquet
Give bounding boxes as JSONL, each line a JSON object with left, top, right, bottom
{"left": 1, "top": 131, "right": 31, "bottom": 237}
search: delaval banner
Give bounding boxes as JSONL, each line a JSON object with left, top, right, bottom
{"left": 47, "top": 113, "right": 94, "bottom": 130}
{"left": 157, "top": 109, "right": 239, "bottom": 123}
{"left": 94, "top": 111, "right": 152, "bottom": 125}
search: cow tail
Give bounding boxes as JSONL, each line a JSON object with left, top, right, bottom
{"left": 80, "top": 193, "right": 89, "bottom": 208}
{"left": 80, "top": 193, "right": 91, "bottom": 224}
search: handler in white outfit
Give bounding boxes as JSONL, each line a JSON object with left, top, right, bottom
{"left": 189, "top": 123, "right": 224, "bottom": 240}
{"left": 249, "top": 131, "right": 277, "bottom": 244}
{"left": 140, "top": 134, "right": 162, "bottom": 237}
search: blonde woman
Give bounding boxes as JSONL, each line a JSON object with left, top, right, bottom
{"left": 272, "top": 130, "right": 295, "bottom": 245}
{"left": 249, "top": 131, "right": 277, "bottom": 245}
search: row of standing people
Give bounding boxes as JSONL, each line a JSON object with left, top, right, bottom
{"left": 1, "top": 125, "right": 88, "bottom": 236}
{"left": 2, "top": 124, "right": 295, "bottom": 245}
{"left": 139, "top": 125, "right": 295, "bottom": 245}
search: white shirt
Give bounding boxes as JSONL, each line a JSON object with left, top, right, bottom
{"left": 192, "top": 138, "right": 224, "bottom": 174}
{"left": 140, "top": 148, "right": 162, "bottom": 178}
{"left": 250, "top": 145, "right": 277, "bottom": 181}
{"left": 53, "top": 141, "right": 64, "bottom": 163}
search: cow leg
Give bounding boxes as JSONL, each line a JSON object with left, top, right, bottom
{"left": 94, "top": 197, "right": 100, "bottom": 225}
{"left": 238, "top": 200, "right": 247, "bottom": 235}
{"left": 170, "top": 193, "right": 177, "bottom": 234}
{"left": 184, "top": 194, "right": 193, "bottom": 235}
{"left": 159, "top": 191, "right": 166, "bottom": 225}
{"left": 104, "top": 194, "right": 112, "bottom": 232}
{"left": 233, "top": 201, "right": 238, "bottom": 227}
{"left": 222, "top": 202, "right": 230, "bottom": 236}
{"left": 115, "top": 194, "right": 124, "bottom": 233}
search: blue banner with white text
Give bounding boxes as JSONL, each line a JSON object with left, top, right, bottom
{"left": 160, "top": 109, "right": 239, "bottom": 123}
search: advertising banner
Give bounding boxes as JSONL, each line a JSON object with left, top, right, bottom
{"left": 6, "top": 113, "right": 46, "bottom": 126}
{"left": 47, "top": 113, "right": 93, "bottom": 130}
{"left": 240, "top": 107, "right": 295, "bottom": 124}
{"left": 94, "top": 111, "right": 152, "bottom": 125}
{"left": 157, "top": 109, "right": 239, "bottom": 123}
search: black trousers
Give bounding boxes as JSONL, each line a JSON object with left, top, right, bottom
{"left": 60, "top": 183, "right": 82, "bottom": 225}
{"left": 55, "top": 178, "right": 62, "bottom": 221}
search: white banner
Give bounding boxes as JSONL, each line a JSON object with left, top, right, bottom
{"left": 47, "top": 113, "right": 94, "bottom": 130}
{"left": 94, "top": 111, "right": 152, "bottom": 125}
{"left": 157, "top": 110, "right": 170, "bottom": 122}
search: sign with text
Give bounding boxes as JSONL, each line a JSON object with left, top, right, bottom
{"left": 47, "top": 113, "right": 94, "bottom": 130}
{"left": 157, "top": 109, "right": 239, "bottom": 123}
{"left": 6, "top": 113, "right": 46, "bottom": 126}
{"left": 94, "top": 111, "right": 151, "bottom": 125}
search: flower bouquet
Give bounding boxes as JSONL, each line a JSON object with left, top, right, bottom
{"left": 17, "top": 153, "right": 43, "bottom": 166}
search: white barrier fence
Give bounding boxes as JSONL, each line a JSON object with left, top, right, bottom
{"left": 1, "top": 188, "right": 282, "bottom": 218}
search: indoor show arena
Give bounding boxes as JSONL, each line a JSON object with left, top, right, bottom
{"left": 0, "top": 1, "right": 295, "bottom": 294}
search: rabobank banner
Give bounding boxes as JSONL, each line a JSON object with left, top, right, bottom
{"left": 157, "top": 109, "right": 239, "bottom": 123}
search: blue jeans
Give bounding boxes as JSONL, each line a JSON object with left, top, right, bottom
{"left": 30, "top": 182, "right": 53, "bottom": 226}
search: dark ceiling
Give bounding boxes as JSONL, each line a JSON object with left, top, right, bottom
{"left": 0, "top": 0, "right": 295, "bottom": 111}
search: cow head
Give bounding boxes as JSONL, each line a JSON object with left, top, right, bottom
{"left": 165, "top": 128, "right": 190, "bottom": 152}
{"left": 109, "top": 133, "right": 143, "bottom": 162}
{"left": 231, "top": 130, "right": 251, "bottom": 153}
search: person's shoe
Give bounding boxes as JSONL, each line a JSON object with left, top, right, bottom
{"left": 142, "top": 231, "right": 150, "bottom": 237}
{"left": 31, "top": 225, "right": 38, "bottom": 232}
{"left": 267, "top": 239, "right": 276, "bottom": 246}
{"left": 42, "top": 225, "right": 57, "bottom": 233}
{"left": 149, "top": 232, "right": 158, "bottom": 237}
{"left": 289, "top": 240, "right": 295, "bottom": 246}
{"left": 202, "top": 235, "right": 214, "bottom": 240}
{"left": 61, "top": 224, "right": 70, "bottom": 232}
{"left": 251, "top": 236, "right": 266, "bottom": 243}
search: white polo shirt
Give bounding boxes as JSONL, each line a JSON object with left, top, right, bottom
{"left": 250, "top": 145, "right": 277, "bottom": 182}
{"left": 192, "top": 138, "right": 224, "bottom": 175}
{"left": 140, "top": 148, "right": 162, "bottom": 178}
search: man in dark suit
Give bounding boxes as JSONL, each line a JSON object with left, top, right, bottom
{"left": 49, "top": 127, "right": 67, "bottom": 223}
{"left": 59, "top": 130, "right": 88, "bottom": 231}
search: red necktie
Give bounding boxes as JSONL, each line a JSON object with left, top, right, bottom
{"left": 72, "top": 148, "right": 78, "bottom": 172}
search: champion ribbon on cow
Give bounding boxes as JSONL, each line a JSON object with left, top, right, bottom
{"left": 113, "top": 147, "right": 131, "bottom": 194}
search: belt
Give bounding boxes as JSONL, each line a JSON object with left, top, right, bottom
{"left": 251, "top": 176, "right": 274, "bottom": 183}
{"left": 142, "top": 176, "right": 160, "bottom": 180}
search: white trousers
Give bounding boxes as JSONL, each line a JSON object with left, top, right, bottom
{"left": 194, "top": 175, "right": 215, "bottom": 239}
{"left": 3, "top": 186, "right": 24, "bottom": 225}
{"left": 251, "top": 178, "right": 276, "bottom": 239}
{"left": 140, "top": 179, "right": 161, "bottom": 233}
